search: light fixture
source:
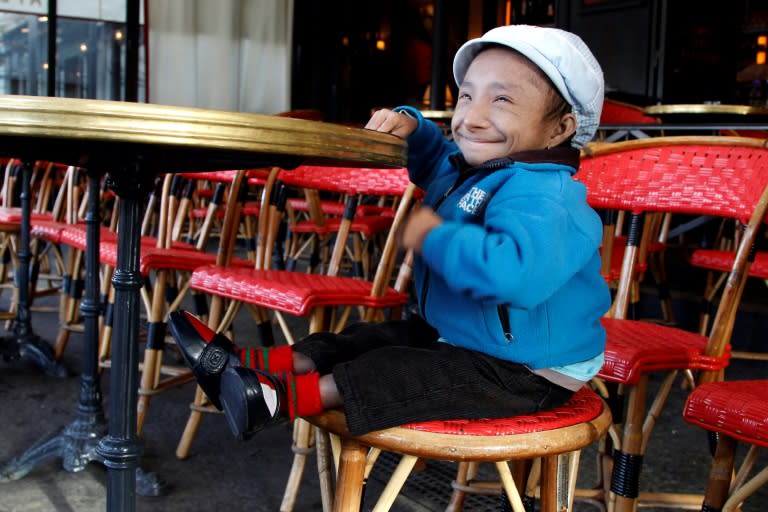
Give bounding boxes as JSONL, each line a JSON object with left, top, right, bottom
{"left": 757, "top": 35, "right": 767, "bottom": 64}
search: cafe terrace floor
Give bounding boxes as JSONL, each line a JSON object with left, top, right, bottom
{"left": 1, "top": 241, "right": 768, "bottom": 511}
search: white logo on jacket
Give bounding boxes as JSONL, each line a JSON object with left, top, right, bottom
{"left": 458, "top": 186, "right": 487, "bottom": 215}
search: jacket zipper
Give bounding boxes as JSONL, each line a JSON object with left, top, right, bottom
{"left": 497, "top": 305, "right": 514, "bottom": 341}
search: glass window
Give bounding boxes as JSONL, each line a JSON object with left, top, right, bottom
{"left": 0, "top": 0, "right": 145, "bottom": 100}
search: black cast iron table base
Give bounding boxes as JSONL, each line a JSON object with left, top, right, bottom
{"left": 0, "top": 165, "right": 167, "bottom": 498}
{"left": 0, "top": 160, "right": 68, "bottom": 377}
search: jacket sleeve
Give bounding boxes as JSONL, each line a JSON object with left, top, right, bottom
{"left": 419, "top": 173, "right": 603, "bottom": 309}
{"left": 393, "top": 106, "right": 459, "bottom": 189}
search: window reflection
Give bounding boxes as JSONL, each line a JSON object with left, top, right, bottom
{"left": 0, "top": 9, "right": 144, "bottom": 100}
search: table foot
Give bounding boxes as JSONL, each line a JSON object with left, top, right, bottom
{"left": 136, "top": 467, "right": 171, "bottom": 496}
{"left": 0, "top": 412, "right": 170, "bottom": 497}
{"left": 0, "top": 333, "right": 70, "bottom": 377}
{"left": 0, "top": 409, "right": 107, "bottom": 481}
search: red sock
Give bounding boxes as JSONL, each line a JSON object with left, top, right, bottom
{"left": 238, "top": 345, "right": 294, "bottom": 373}
{"left": 283, "top": 372, "right": 324, "bottom": 420}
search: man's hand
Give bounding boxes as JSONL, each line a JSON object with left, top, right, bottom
{"left": 366, "top": 109, "right": 418, "bottom": 139}
{"left": 398, "top": 207, "right": 443, "bottom": 253}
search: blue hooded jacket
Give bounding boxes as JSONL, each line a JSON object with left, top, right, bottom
{"left": 396, "top": 106, "right": 610, "bottom": 370}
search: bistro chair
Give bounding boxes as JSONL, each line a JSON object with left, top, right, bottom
{"left": 278, "top": 165, "right": 406, "bottom": 279}
{"left": 174, "top": 166, "right": 416, "bottom": 489}
{"left": 682, "top": 377, "right": 768, "bottom": 511}
{"left": 0, "top": 160, "right": 68, "bottom": 322}
{"left": 688, "top": 227, "right": 768, "bottom": 360}
{"left": 596, "top": 98, "right": 662, "bottom": 142}
{"left": 307, "top": 386, "right": 611, "bottom": 512}
{"left": 109, "top": 170, "right": 256, "bottom": 434}
{"left": 576, "top": 135, "right": 768, "bottom": 512}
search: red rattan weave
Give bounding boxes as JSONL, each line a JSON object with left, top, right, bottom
{"left": 600, "top": 100, "right": 660, "bottom": 125}
{"left": 30, "top": 219, "right": 66, "bottom": 243}
{"left": 0, "top": 208, "right": 53, "bottom": 224}
{"left": 402, "top": 386, "right": 604, "bottom": 436}
{"left": 97, "top": 243, "right": 252, "bottom": 276}
{"left": 289, "top": 215, "right": 394, "bottom": 238}
{"left": 690, "top": 248, "right": 768, "bottom": 279}
{"left": 59, "top": 225, "right": 195, "bottom": 251}
{"left": 278, "top": 166, "right": 411, "bottom": 196}
{"left": 578, "top": 143, "right": 768, "bottom": 222}
{"left": 598, "top": 317, "right": 731, "bottom": 385}
{"left": 189, "top": 266, "right": 408, "bottom": 317}
{"left": 683, "top": 380, "right": 768, "bottom": 448}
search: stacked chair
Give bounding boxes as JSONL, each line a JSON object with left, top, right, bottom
{"left": 0, "top": 160, "right": 70, "bottom": 324}
{"left": 104, "top": 170, "right": 256, "bottom": 434}
{"left": 174, "top": 165, "right": 418, "bottom": 511}
{"left": 596, "top": 98, "right": 662, "bottom": 143}
{"left": 575, "top": 135, "right": 768, "bottom": 511}
{"left": 688, "top": 215, "right": 768, "bottom": 360}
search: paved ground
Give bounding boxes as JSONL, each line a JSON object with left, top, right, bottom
{"left": 0, "top": 247, "right": 767, "bottom": 511}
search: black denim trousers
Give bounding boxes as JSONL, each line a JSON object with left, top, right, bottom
{"left": 293, "top": 316, "right": 573, "bottom": 436}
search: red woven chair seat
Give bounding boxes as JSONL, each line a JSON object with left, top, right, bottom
{"left": 598, "top": 317, "right": 731, "bottom": 385}
{"left": 279, "top": 166, "right": 411, "bottom": 196}
{"left": 189, "top": 266, "right": 408, "bottom": 317}
{"left": 683, "top": 380, "right": 768, "bottom": 448}
{"left": 188, "top": 207, "right": 226, "bottom": 219}
{"left": 690, "top": 249, "right": 768, "bottom": 279}
{"left": 287, "top": 197, "right": 393, "bottom": 218}
{"left": 178, "top": 169, "right": 267, "bottom": 186}
{"left": 97, "top": 243, "right": 252, "bottom": 276}
{"left": 601, "top": 244, "right": 649, "bottom": 281}
{"left": 30, "top": 219, "right": 67, "bottom": 243}
{"left": 190, "top": 201, "right": 261, "bottom": 219}
{"left": 59, "top": 225, "right": 195, "bottom": 251}
{"left": 0, "top": 208, "right": 54, "bottom": 224}
{"left": 290, "top": 215, "right": 393, "bottom": 238}
{"left": 402, "top": 386, "right": 603, "bottom": 435}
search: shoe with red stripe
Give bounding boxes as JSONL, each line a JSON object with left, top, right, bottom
{"left": 168, "top": 310, "right": 240, "bottom": 410}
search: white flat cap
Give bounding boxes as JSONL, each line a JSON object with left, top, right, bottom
{"left": 453, "top": 25, "right": 604, "bottom": 148}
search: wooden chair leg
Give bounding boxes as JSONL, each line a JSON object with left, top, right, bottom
{"left": 495, "top": 461, "right": 527, "bottom": 512}
{"left": 176, "top": 385, "right": 210, "bottom": 459}
{"left": 137, "top": 268, "right": 168, "bottom": 435}
{"left": 611, "top": 375, "right": 649, "bottom": 512}
{"left": 281, "top": 418, "right": 315, "bottom": 512}
{"left": 446, "top": 461, "right": 472, "bottom": 511}
{"left": 702, "top": 434, "right": 738, "bottom": 511}
{"left": 333, "top": 438, "right": 368, "bottom": 512}
{"left": 315, "top": 426, "right": 335, "bottom": 512}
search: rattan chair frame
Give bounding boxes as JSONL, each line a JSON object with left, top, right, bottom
{"left": 576, "top": 135, "right": 768, "bottom": 512}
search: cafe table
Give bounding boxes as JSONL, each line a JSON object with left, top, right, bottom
{"left": 643, "top": 102, "right": 768, "bottom": 124}
{"left": 0, "top": 95, "right": 406, "bottom": 512}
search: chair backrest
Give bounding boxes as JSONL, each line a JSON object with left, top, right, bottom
{"left": 578, "top": 136, "right": 768, "bottom": 382}
{"left": 600, "top": 99, "right": 659, "bottom": 125}
{"left": 276, "top": 165, "right": 413, "bottom": 277}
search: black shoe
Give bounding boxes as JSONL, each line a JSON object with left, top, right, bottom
{"left": 220, "top": 366, "right": 283, "bottom": 440}
{"left": 168, "top": 310, "right": 239, "bottom": 410}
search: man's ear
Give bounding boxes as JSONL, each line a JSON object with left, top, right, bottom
{"left": 548, "top": 113, "right": 577, "bottom": 148}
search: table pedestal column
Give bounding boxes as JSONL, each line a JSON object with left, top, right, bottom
{"left": 0, "top": 159, "right": 68, "bottom": 377}
{"left": 0, "top": 168, "right": 166, "bottom": 499}
{"left": 95, "top": 167, "right": 168, "bottom": 510}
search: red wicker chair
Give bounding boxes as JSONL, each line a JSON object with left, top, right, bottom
{"left": 576, "top": 136, "right": 768, "bottom": 512}
{"left": 597, "top": 99, "right": 661, "bottom": 142}
{"left": 174, "top": 167, "right": 418, "bottom": 497}
{"left": 683, "top": 378, "right": 768, "bottom": 510}
{"left": 689, "top": 231, "right": 768, "bottom": 361}
{"left": 308, "top": 386, "right": 611, "bottom": 512}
